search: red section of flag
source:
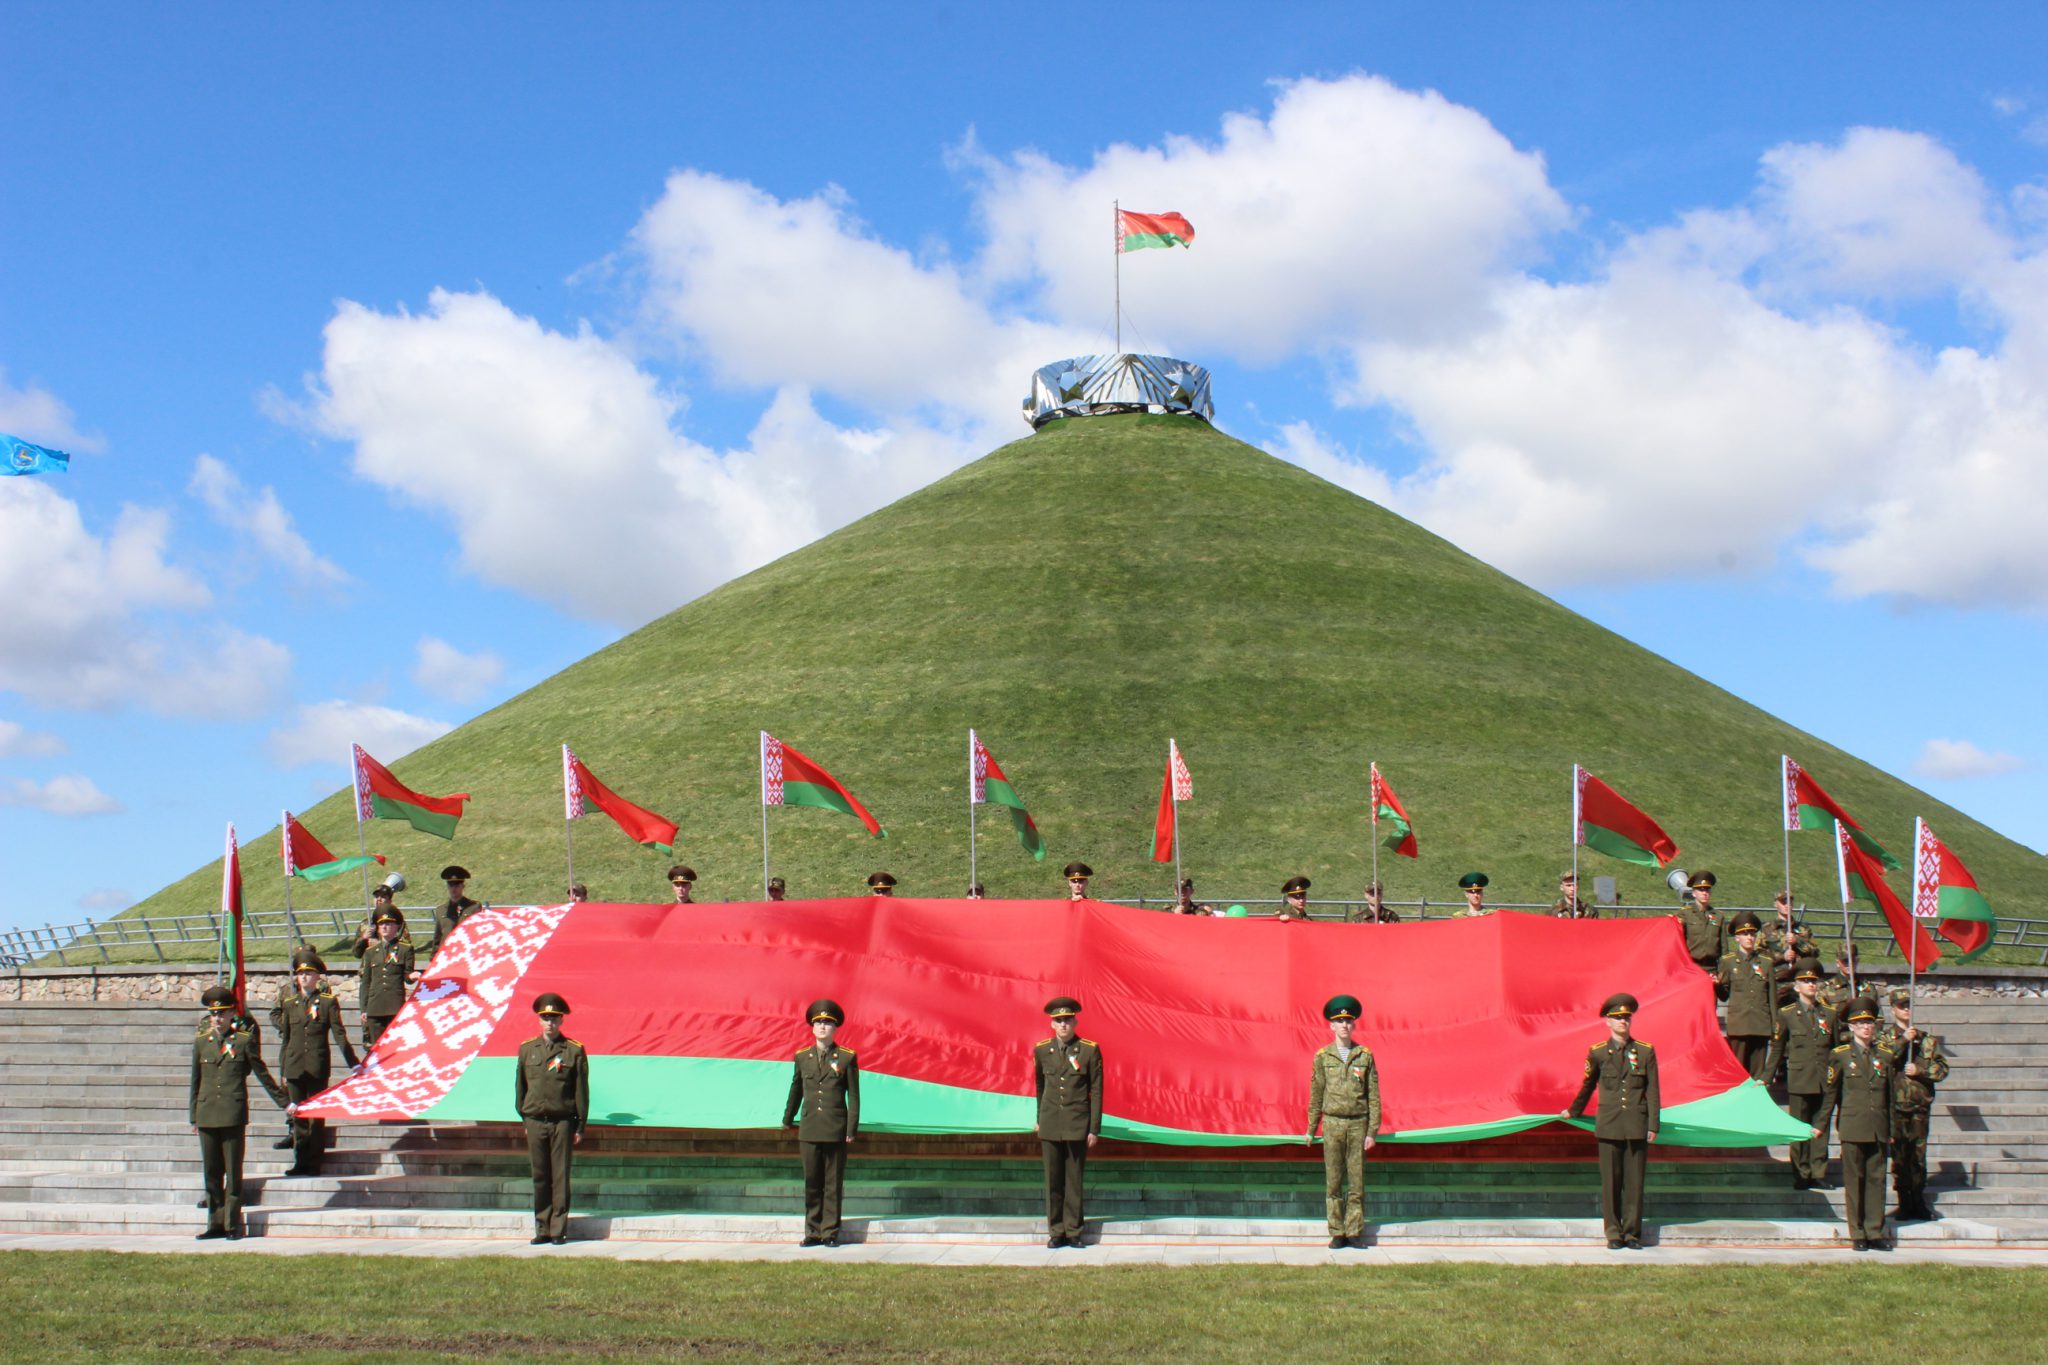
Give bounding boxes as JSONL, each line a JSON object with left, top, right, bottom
{"left": 1370, "top": 763, "right": 1419, "bottom": 859}
{"left": 564, "top": 749, "right": 679, "bottom": 853}
{"left": 1117, "top": 209, "right": 1196, "bottom": 244}
{"left": 353, "top": 744, "right": 470, "bottom": 819}
{"left": 1151, "top": 742, "right": 1189, "bottom": 863}
{"left": 1841, "top": 829, "right": 1941, "bottom": 971}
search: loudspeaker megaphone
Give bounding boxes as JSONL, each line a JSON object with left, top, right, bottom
{"left": 380, "top": 872, "right": 407, "bottom": 895}
{"left": 1665, "top": 868, "right": 1690, "bottom": 895}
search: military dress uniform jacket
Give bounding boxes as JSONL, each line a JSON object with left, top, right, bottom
{"left": 1567, "top": 1039, "right": 1660, "bottom": 1139}
{"left": 352, "top": 938, "right": 414, "bottom": 1016}
{"left": 515, "top": 1035, "right": 591, "bottom": 1128}
{"left": 1715, "top": 949, "right": 1778, "bottom": 1036}
{"left": 426, "top": 896, "right": 482, "bottom": 961}
{"left": 783, "top": 1044, "right": 859, "bottom": 1140}
{"left": 1822, "top": 1040, "right": 1896, "bottom": 1141}
{"left": 1676, "top": 904, "right": 1724, "bottom": 967}
{"left": 1307, "top": 1044, "right": 1383, "bottom": 1135}
{"left": 1876, "top": 1024, "right": 1951, "bottom": 1112}
{"left": 189, "top": 1021, "right": 289, "bottom": 1127}
{"left": 271, "top": 986, "right": 359, "bottom": 1078}
{"left": 1766, "top": 1000, "right": 1843, "bottom": 1093}
{"left": 1033, "top": 1037, "right": 1103, "bottom": 1141}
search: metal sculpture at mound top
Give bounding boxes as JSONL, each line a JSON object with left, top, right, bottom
{"left": 1024, "top": 354, "right": 1214, "bottom": 429}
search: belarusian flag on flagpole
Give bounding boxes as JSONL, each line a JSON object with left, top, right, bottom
{"left": 1913, "top": 817, "right": 1997, "bottom": 962}
{"left": 564, "top": 745, "right": 679, "bottom": 856}
{"left": 282, "top": 810, "right": 384, "bottom": 882}
{"left": 1574, "top": 766, "right": 1680, "bottom": 869}
{"left": 1151, "top": 739, "right": 1192, "bottom": 863}
{"left": 1783, "top": 755, "right": 1899, "bottom": 869}
{"left": 221, "top": 823, "right": 247, "bottom": 1013}
{"left": 760, "top": 732, "right": 885, "bottom": 837}
{"left": 1369, "top": 762, "right": 1419, "bottom": 858}
{"left": 1118, "top": 210, "right": 1195, "bottom": 252}
{"left": 970, "top": 730, "right": 1045, "bottom": 861}
{"left": 352, "top": 744, "right": 470, "bottom": 840}
{"left": 1837, "top": 820, "right": 1940, "bottom": 970}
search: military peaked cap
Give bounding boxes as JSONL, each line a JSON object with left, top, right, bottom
{"left": 290, "top": 949, "right": 326, "bottom": 974}
{"left": 1323, "top": 994, "right": 1362, "bottom": 1021}
{"left": 1728, "top": 911, "right": 1763, "bottom": 933}
{"left": 866, "top": 871, "right": 897, "bottom": 889}
{"left": 667, "top": 865, "right": 696, "bottom": 883}
{"left": 807, "top": 998, "right": 845, "bottom": 1025}
{"left": 1282, "top": 876, "right": 1312, "bottom": 895}
{"left": 1688, "top": 870, "right": 1717, "bottom": 890}
{"left": 1843, "top": 996, "right": 1880, "bottom": 1023}
{"left": 1793, "top": 959, "right": 1825, "bottom": 982}
{"left": 1458, "top": 871, "right": 1489, "bottom": 890}
{"left": 440, "top": 865, "right": 470, "bottom": 882}
{"left": 1044, "top": 996, "right": 1081, "bottom": 1018}
{"left": 1063, "top": 861, "right": 1093, "bottom": 879}
{"left": 1889, "top": 988, "right": 1913, "bottom": 1008}
{"left": 370, "top": 882, "right": 396, "bottom": 900}
{"left": 372, "top": 906, "right": 405, "bottom": 926}
{"left": 1600, "top": 992, "right": 1638, "bottom": 1018}
{"left": 201, "top": 985, "right": 238, "bottom": 1010}
{"left": 533, "top": 993, "right": 571, "bottom": 1016}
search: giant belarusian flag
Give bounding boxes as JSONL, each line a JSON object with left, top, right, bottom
{"left": 1836, "top": 821, "right": 1940, "bottom": 971}
{"left": 1913, "top": 817, "right": 1996, "bottom": 962}
{"left": 1117, "top": 209, "right": 1195, "bottom": 252}
{"left": 300, "top": 899, "right": 1809, "bottom": 1148}
{"left": 1574, "top": 766, "right": 1679, "bottom": 869}
{"left": 282, "top": 810, "right": 384, "bottom": 882}
{"left": 760, "top": 732, "right": 885, "bottom": 837}
{"left": 352, "top": 744, "right": 470, "bottom": 840}
{"left": 970, "top": 730, "right": 1045, "bottom": 860}
{"left": 1369, "top": 762, "right": 1418, "bottom": 859}
{"left": 564, "top": 745, "right": 679, "bottom": 856}
{"left": 1784, "top": 755, "right": 1898, "bottom": 869}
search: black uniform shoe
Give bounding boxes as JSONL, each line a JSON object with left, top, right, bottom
{"left": 1047, "top": 1235, "right": 1065, "bottom": 1249}
{"left": 822, "top": 1234, "right": 838, "bottom": 1248}
{"left": 1606, "top": 1238, "right": 1624, "bottom": 1250}
{"left": 530, "top": 1235, "right": 551, "bottom": 1245}
{"left": 195, "top": 1228, "right": 228, "bottom": 1241}
{"left": 272, "top": 1136, "right": 295, "bottom": 1150}
{"left": 225, "top": 1227, "right": 243, "bottom": 1241}
{"left": 1850, "top": 1239, "right": 1869, "bottom": 1251}
{"left": 1869, "top": 1238, "right": 1893, "bottom": 1251}
{"left": 1329, "top": 1236, "right": 1348, "bottom": 1249}
{"left": 552, "top": 1235, "right": 569, "bottom": 1245}
{"left": 1347, "top": 1236, "right": 1370, "bottom": 1250}
{"left": 800, "top": 1236, "right": 821, "bottom": 1247}
{"left": 1792, "top": 1176, "right": 1813, "bottom": 1190}
{"left": 280, "top": 1166, "right": 313, "bottom": 1178}
{"left": 1624, "top": 1236, "right": 1642, "bottom": 1250}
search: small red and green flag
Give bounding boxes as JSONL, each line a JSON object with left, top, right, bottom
{"left": 1912, "top": 817, "right": 1996, "bottom": 962}
{"left": 1836, "top": 820, "right": 1940, "bottom": 970}
{"left": 281, "top": 810, "right": 384, "bottom": 882}
{"left": 352, "top": 743, "right": 470, "bottom": 840}
{"left": 1783, "top": 754, "right": 1899, "bottom": 869}
{"left": 564, "top": 745, "right": 679, "bottom": 856}
{"left": 1574, "top": 765, "right": 1680, "bottom": 869}
{"left": 1151, "top": 739, "right": 1193, "bottom": 863}
{"left": 760, "top": 732, "right": 885, "bottom": 837}
{"left": 220, "top": 823, "right": 247, "bottom": 1013}
{"left": 1118, "top": 209, "right": 1195, "bottom": 252}
{"left": 1369, "top": 762, "right": 1418, "bottom": 859}
{"left": 970, "top": 730, "right": 1045, "bottom": 860}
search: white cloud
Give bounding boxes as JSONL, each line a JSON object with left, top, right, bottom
{"left": 1913, "top": 738, "right": 2027, "bottom": 781}
{"left": 411, "top": 636, "right": 504, "bottom": 704}
{"left": 0, "top": 369, "right": 104, "bottom": 453}
{"left": 189, "top": 453, "right": 349, "bottom": 587}
{"left": 268, "top": 699, "right": 452, "bottom": 769}
{"left": 0, "top": 719, "right": 66, "bottom": 758}
{"left": 0, "top": 774, "right": 121, "bottom": 816}
{"left": 0, "top": 480, "right": 291, "bottom": 715}
{"left": 76, "top": 887, "right": 133, "bottom": 912}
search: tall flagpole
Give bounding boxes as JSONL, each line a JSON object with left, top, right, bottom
{"left": 1780, "top": 756, "right": 1794, "bottom": 909}
{"left": 1114, "top": 200, "right": 1122, "bottom": 354}
{"left": 1169, "top": 738, "right": 1184, "bottom": 897}
{"left": 968, "top": 730, "right": 979, "bottom": 895}
{"left": 1833, "top": 820, "right": 1858, "bottom": 996}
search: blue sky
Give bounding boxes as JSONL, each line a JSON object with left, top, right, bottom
{"left": 3, "top": 3, "right": 2044, "bottom": 933}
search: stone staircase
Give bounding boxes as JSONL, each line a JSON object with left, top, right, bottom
{"left": 1, "top": 993, "right": 2041, "bottom": 1247}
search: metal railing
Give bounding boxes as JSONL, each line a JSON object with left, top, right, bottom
{"left": 6, "top": 898, "right": 2045, "bottom": 970}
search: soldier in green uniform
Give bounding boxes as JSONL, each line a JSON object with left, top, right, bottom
{"left": 766, "top": 876, "right": 787, "bottom": 902}
{"left": 189, "top": 985, "right": 289, "bottom": 1239}
{"left": 515, "top": 993, "right": 589, "bottom": 1245}
{"left": 1764, "top": 960, "right": 1841, "bottom": 1189}
{"left": 1760, "top": 892, "right": 1816, "bottom": 1004}
{"left": 1169, "top": 878, "right": 1214, "bottom": 915}
{"left": 1675, "top": 871, "right": 1724, "bottom": 972}
{"left": 1063, "top": 861, "right": 1093, "bottom": 902}
{"left": 1716, "top": 911, "right": 1778, "bottom": 1081}
{"left": 782, "top": 998, "right": 859, "bottom": 1247}
{"left": 1033, "top": 996, "right": 1103, "bottom": 1248}
{"left": 270, "top": 949, "right": 359, "bottom": 1176}
{"left": 1455, "top": 871, "right": 1491, "bottom": 917}
{"left": 1279, "top": 875, "right": 1312, "bottom": 922}
{"left": 1306, "top": 993, "right": 1381, "bottom": 1249}
{"left": 1552, "top": 870, "right": 1596, "bottom": 919}
{"left": 1348, "top": 881, "right": 1399, "bottom": 923}
{"left": 424, "top": 865, "right": 481, "bottom": 960}
{"left": 351, "top": 903, "right": 415, "bottom": 1049}
{"left": 1823, "top": 996, "right": 1896, "bottom": 1249}
{"left": 866, "top": 871, "right": 897, "bottom": 896}
{"left": 667, "top": 865, "right": 697, "bottom": 904}
{"left": 1564, "top": 992, "right": 1660, "bottom": 1249}
{"left": 1877, "top": 989, "right": 1949, "bottom": 1222}
{"left": 1817, "top": 943, "right": 1861, "bottom": 1021}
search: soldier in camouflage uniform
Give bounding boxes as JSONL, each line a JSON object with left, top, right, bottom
{"left": 1675, "top": 871, "right": 1724, "bottom": 972}
{"left": 1764, "top": 960, "right": 1841, "bottom": 1188}
{"left": 189, "top": 985, "right": 289, "bottom": 1239}
{"left": 1552, "top": 870, "right": 1596, "bottom": 920}
{"left": 351, "top": 903, "right": 415, "bottom": 1048}
{"left": 783, "top": 998, "right": 860, "bottom": 1247}
{"left": 515, "top": 993, "right": 589, "bottom": 1244}
{"left": 1306, "top": 993, "right": 1381, "bottom": 1249}
{"left": 270, "top": 949, "right": 359, "bottom": 1176}
{"left": 1816, "top": 943, "right": 1861, "bottom": 1021}
{"left": 1347, "top": 881, "right": 1399, "bottom": 924}
{"left": 1565, "top": 992, "right": 1660, "bottom": 1249}
{"left": 1032, "top": 996, "right": 1102, "bottom": 1248}
{"left": 1759, "top": 893, "right": 1817, "bottom": 1006}
{"left": 1715, "top": 912, "right": 1777, "bottom": 1081}
{"left": 1877, "top": 989, "right": 1949, "bottom": 1221}
{"left": 1822, "top": 997, "right": 1896, "bottom": 1250}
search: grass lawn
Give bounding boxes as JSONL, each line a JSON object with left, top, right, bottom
{"left": 4, "top": 1254, "right": 2044, "bottom": 1362}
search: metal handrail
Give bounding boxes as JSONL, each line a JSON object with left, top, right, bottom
{"left": 5, "top": 898, "right": 2043, "bottom": 969}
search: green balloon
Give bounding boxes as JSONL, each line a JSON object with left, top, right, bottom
{"left": 1224, "top": 904, "right": 1249, "bottom": 917}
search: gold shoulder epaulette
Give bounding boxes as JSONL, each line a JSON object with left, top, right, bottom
{"left": 1636, "top": 1041, "right": 1654, "bottom": 1051}
{"left": 1079, "top": 1038, "right": 1097, "bottom": 1048}
{"left": 838, "top": 1047, "right": 855, "bottom": 1057}
{"left": 1832, "top": 1042, "right": 1851, "bottom": 1052}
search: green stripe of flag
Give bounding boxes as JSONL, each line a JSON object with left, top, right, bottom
{"left": 1580, "top": 821, "right": 1663, "bottom": 869}
{"left": 1121, "top": 232, "right": 1187, "bottom": 251}
{"left": 295, "top": 855, "right": 383, "bottom": 883}
{"left": 783, "top": 779, "right": 884, "bottom": 835}
{"left": 983, "top": 777, "right": 1045, "bottom": 859}
{"left": 368, "top": 792, "right": 461, "bottom": 840}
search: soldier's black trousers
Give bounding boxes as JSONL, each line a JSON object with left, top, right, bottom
{"left": 196, "top": 1125, "right": 246, "bottom": 1233}
{"left": 1841, "top": 1139, "right": 1889, "bottom": 1242}
{"left": 362, "top": 1015, "right": 395, "bottom": 1051}
{"left": 1041, "top": 1139, "right": 1088, "bottom": 1240}
{"left": 1596, "top": 1137, "right": 1647, "bottom": 1243}
{"left": 1784, "top": 1091, "right": 1829, "bottom": 1182}
{"left": 524, "top": 1117, "right": 575, "bottom": 1240}
{"left": 1728, "top": 1035, "right": 1772, "bottom": 1083}
{"left": 285, "top": 1073, "right": 329, "bottom": 1172}
{"left": 801, "top": 1140, "right": 847, "bottom": 1240}
{"left": 1892, "top": 1110, "right": 1932, "bottom": 1218}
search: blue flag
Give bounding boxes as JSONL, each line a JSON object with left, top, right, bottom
{"left": 3, "top": 434, "right": 71, "bottom": 476}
